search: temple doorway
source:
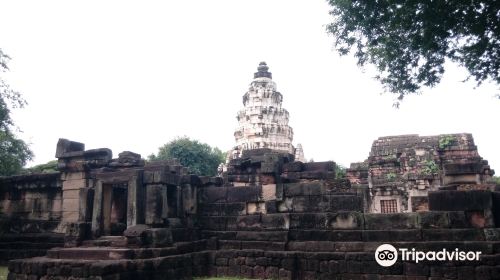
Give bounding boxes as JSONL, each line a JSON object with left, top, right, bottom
{"left": 102, "top": 183, "right": 128, "bottom": 235}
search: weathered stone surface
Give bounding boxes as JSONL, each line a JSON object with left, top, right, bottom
{"left": 429, "top": 190, "right": 492, "bottom": 211}
{"left": 326, "top": 212, "right": 364, "bottom": 230}
{"left": 108, "top": 151, "right": 144, "bottom": 167}
{"left": 4, "top": 131, "right": 500, "bottom": 280}
{"left": 231, "top": 63, "right": 297, "bottom": 157}
{"left": 283, "top": 161, "right": 304, "bottom": 172}
{"left": 123, "top": 224, "right": 150, "bottom": 238}
{"left": 227, "top": 186, "right": 262, "bottom": 203}
{"left": 418, "top": 211, "right": 450, "bottom": 228}
{"left": 143, "top": 228, "right": 173, "bottom": 247}
{"left": 364, "top": 213, "right": 419, "bottom": 230}
{"left": 354, "top": 133, "right": 495, "bottom": 214}
{"left": 199, "top": 187, "right": 227, "bottom": 204}
{"left": 303, "top": 161, "right": 335, "bottom": 172}
{"left": 145, "top": 185, "right": 167, "bottom": 225}
{"left": 55, "top": 138, "right": 84, "bottom": 158}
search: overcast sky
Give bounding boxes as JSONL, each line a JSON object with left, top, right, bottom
{"left": 1, "top": 0, "right": 499, "bottom": 171}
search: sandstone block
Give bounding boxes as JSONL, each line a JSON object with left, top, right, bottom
{"left": 200, "top": 187, "right": 227, "bottom": 204}
{"left": 327, "top": 212, "right": 364, "bottom": 230}
{"left": 61, "top": 172, "right": 87, "bottom": 181}
{"left": 265, "top": 200, "right": 278, "bottom": 213}
{"left": 330, "top": 195, "right": 363, "bottom": 212}
{"left": 362, "top": 229, "right": 421, "bottom": 242}
{"left": 277, "top": 198, "right": 293, "bottom": 212}
{"left": 236, "top": 215, "right": 261, "bottom": 230}
{"left": 422, "top": 229, "right": 485, "bottom": 241}
{"left": 262, "top": 184, "right": 276, "bottom": 200}
{"left": 261, "top": 214, "right": 290, "bottom": 230}
{"left": 62, "top": 179, "right": 87, "bottom": 190}
{"left": 418, "top": 211, "right": 450, "bottom": 229}
{"left": 62, "top": 190, "right": 80, "bottom": 200}
{"left": 222, "top": 203, "right": 246, "bottom": 216}
{"left": 56, "top": 139, "right": 84, "bottom": 158}
{"left": 290, "top": 213, "right": 327, "bottom": 229}
{"left": 283, "top": 161, "right": 304, "bottom": 172}
{"left": 62, "top": 198, "right": 79, "bottom": 212}
{"left": 303, "top": 161, "right": 335, "bottom": 172}
{"left": 227, "top": 186, "right": 262, "bottom": 202}
{"left": 428, "top": 190, "right": 492, "bottom": 211}
{"left": 364, "top": 213, "right": 419, "bottom": 230}
{"left": 62, "top": 211, "right": 79, "bottom": 222}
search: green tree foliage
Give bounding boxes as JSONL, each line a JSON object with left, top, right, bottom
{"left": 0, "top": 49, "right": 33, "bottom": 176}
{"left": 335, "top": 164, "right": 346, "bottom": 178}
{"left": 326, "top": 0, "right": 500, "bottom": 103}
{"left": 493, "top": 176, "right": 500, "bottom": 185}
{"left": 20, "top": 160, "right": 58, "bottom": 175}
{"left": 149, "top": 136, "right": 225, "bottom": 176}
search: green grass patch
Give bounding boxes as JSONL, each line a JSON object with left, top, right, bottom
{"left": 195, "top": 278, "right": 252, "bottom": 280}
{"left": 0, "top": 266, "right": 8, "bottom": 280}
{"left": 0, "top": 268, "right": 253, "bottom": 280}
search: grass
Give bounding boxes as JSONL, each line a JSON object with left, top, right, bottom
{"left": 193, "top": 277, "right": 250, "bottom": 280}
{"left": 0, "top": 267, "right": 252, "bottom": 280}
{"left": 0, "top": 266, "right": 7, "bottom": 280}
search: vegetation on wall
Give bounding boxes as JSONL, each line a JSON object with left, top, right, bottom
{"left": 386, "top": 172, "right": 397, "bottom": 181}
{"left": 438, "top": 135, "right": 455, "bottom": 150}
{"left": 421, "top": 160, "right": 439, "bottom": 175}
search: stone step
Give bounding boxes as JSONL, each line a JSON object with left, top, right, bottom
{"left": 203, "top": 228, "right": 499, "bottom": 243}
{"left": 0, "top": 233, "right": 64, "bottom": 243}
{"left": 47, "top": 247, "right": 134, "bottom": 260}
{"left": 0, "top": 241, "right": 64, "bottom": 249}
{"left": 81, "top": 236, "right": 127, "bottom": 247}
{"left": 215, "top": 240, "right": 500, "bottom": 253}
{"left": 99, "top": 235, "right": 126, "bottom": 240}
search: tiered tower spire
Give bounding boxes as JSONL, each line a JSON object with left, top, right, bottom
{"left": 232, "top": 62, "right": 302, "bottom": 159}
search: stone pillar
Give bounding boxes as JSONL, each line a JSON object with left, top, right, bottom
{"left": 61, "top": 171, "right": 89, "bottom": 223}
{"left": 55, "top": 139, "right": 88, "bottom": 226}
{"left": 145, "top": 184, "right": 167, "bottom": 225}
{"left": 127, "top": 171, "right": 144, "bottom": 226}
{"left": 91, "top": 180, "right": 104, "bottom": 237}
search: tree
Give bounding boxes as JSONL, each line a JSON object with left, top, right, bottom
{"left": 326, "top": 0, "right": 500, "bottom": 104}
{"left": 0, "top": 48, "right": 33, "bottom": 176}
{"left": 335, "top": 163, "right": 347, "bottom": 178}
{"left": 493, "top": 176, "right": 500, "bottom": 185}
{"left": 20, "top": 160, "right": 58, "bottom": 175}
{"left": 148, "top": 136, "right": 225, "bottom": 177}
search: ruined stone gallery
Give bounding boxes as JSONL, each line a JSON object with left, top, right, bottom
{"left": 1, "top": 63, "right": 499, "bottom": 279}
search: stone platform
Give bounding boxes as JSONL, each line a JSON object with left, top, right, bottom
{"left": 3, "top": 141, "right": 500, "bottom": 279}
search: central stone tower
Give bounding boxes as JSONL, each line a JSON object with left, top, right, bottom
{"left": 231, "top": 62, "right": 304, "bottom": 161}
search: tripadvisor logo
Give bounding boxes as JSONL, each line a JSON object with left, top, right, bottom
{"left": 375, "top": 244, "right": 398, "bottom": 267}
{"left": 374, "top": 244, "right": 482, "bottom": 267}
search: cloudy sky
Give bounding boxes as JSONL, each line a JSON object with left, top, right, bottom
{"left": 1, "top": 1, "right": 499, "bottom": 171}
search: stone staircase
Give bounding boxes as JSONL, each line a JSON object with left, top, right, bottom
{"left": 81, "top": 235, "right": 127, "bottom": 247}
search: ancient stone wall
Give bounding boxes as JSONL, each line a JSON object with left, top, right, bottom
{"left": 349, "top": 133, "right": 495, "bottom": 214}
{"left": 4, "top": 139, "right": 500, "bottom": 279}
{"left": 0, "top": 172, "right": 64, "bottom": 263}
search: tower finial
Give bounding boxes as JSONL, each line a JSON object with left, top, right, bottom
{"left": 254, "top": 61, "right": 272, "bottom": 79}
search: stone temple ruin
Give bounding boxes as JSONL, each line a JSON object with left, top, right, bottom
{"left": 230, "top": 62, "right": 305, "bottom": 163}
{"left": 1, "top": 63, "right": 500, "bottom": 279}
{"left": 347, "top": 133, "right": 495, "bottom": 214}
